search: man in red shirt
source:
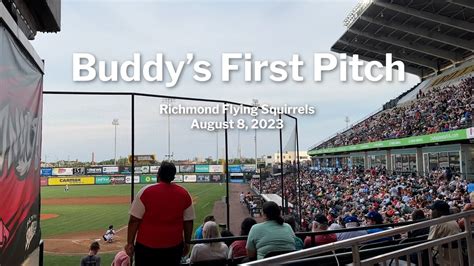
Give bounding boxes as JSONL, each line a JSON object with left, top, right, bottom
{"left": 125, "top": 162, "right": 195, "bottom": 265}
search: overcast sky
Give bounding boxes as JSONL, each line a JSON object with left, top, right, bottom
{"left": 32, "top": 0, "right": 419, "bottom": 162}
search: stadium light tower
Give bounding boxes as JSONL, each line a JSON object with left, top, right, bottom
{"left": 162, "top": 98, "right": 175, "bottom": 161}
{"left": 345, "top": 116, "right": 350, "bottom": 129}
{"left": 252, "top": 99, "right": 259, "bottom": 170}
{"left": 112, "top": 118, "right": 119, "bottom": 165}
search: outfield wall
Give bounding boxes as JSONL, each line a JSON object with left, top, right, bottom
{"left": 39, "top": 164, "right": 257, "bottom": 186}
{"left": 40, "top": 173, "right": 225, "bottom": 186}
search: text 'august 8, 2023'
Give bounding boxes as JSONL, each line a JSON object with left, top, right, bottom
{"left": 158, "top": 103, "right": 316, "bottom": 132}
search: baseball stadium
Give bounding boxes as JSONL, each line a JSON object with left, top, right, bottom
{"left": 0, "top": 0, "right": 474, "bottom": 266}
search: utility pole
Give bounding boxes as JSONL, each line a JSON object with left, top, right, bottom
{"left": 252, "top": 99, "right": 259, "bottom": 170}
{"left": 112, "top": 119, "right": 119, "bottom": 165}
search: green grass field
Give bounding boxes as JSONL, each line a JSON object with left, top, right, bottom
{"left": 42, "top": 183, "right": 225, "bottom": 265}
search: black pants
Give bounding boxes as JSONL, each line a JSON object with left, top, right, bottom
{"left": 135, "top": 242, "right": 183, "bottom": 266}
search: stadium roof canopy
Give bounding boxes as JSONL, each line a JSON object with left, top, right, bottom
{"left": 332, "top": 0, "right": 474, "bottom": 79}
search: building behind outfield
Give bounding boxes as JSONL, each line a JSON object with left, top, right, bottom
{"left": 308, "top": 0, "right": 474, "bottom": 180}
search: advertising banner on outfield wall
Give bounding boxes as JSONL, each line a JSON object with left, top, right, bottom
{"left": 140, "top": 175, "right": 157, "bottom": 183}
{"left": 228, "top": 165, "right": 241, "bottom": 173}
{"left": 125, "top": 175, "right": 140, "bottom": 184}
{"left": 241, "top": 164, "right": 257, "bottom": 173}
{"left": 210, "top": 175, "right": 223, "bottom": 182}
{"left": 95, "top": 176, "right": 111, "bottom": 185}
{"left": 52, "top": 167, "right": 74, "bottom": 176}
{"left": 40, "top": 168, "right": 52, "bottom": 176}
{"left": 209, "top": 165, "right": 223, "bottom": 173}
{"left": 111, "top": 176, "right": 126, "bottom": 184}
{"left": 184, "top": 175, "right": 197, "bottom": 182}
{"left": 195, "top": 165, "right": 209, "bottom": 173}
{"left": 140, "top": 166, "right": 150, "bottom": 174}
{"left": 173, "top": 175, "right": 184, "bottom": 182}
{"left": 180, "top": 165, "right": 195, "bottom": 173}
{"left": 40, "top": 178, "right": 48, "bottom": 186}
{"left": 120, "top": 166, "right": 131, "bottom": 174}
{"left": 86, "top": 167, "right": 103, "bottom": 175}
{"left": 132, "top": 166, "right": 150, "bottom": 174}
{"left": 48, "top": 177, "right": 95, "bottom": 186}
{"left": 196, "top": 175, "right": 210, "bottom": 182}
{"left": 73, "top": 167, "right": 85, "bottom": 175}
{"left": 150, "top": 166, "right": 159, "bottom": 173}
{"left": 0, "top": 25, "right": 43, "bottom": 265}
{"left": 103, "top": 166, "right": 119, "bottom": 174}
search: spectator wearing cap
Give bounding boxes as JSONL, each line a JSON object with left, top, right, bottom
{"left": 365, "top": 211, "right": 393, "bottom": 242}
{"left": 303, "top": 214, "right": 337, "bottom": 248}
{"left": 337, "top": 216, "right": 367, "bottom": 241}
{"left": 428, "top": 200, "right": 461, "bottom": 266}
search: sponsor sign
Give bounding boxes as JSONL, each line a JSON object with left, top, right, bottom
{"left": 183, "top": 175, "right": 197, "bottom": 182}
{"left": 150, "top": 165, "right": 160, "bottom": 173}
{"left": 228, "top": 165, "right": 241, "bottom": 173}
{"left": 40, "top": 168, "right": 52, "bottom": 176}
{"left": 40, "top": 178, "right": 48, "bottom": 186}
{"left": 196, "top": 175, "right": 210, "bottom": 182}
{"left": 52, "top": 168, "right": 73, "bottom": 176}
{"left": 309, "top": 128, "right": 470, "bottom": 155}
{"left": 173, "top": 175, "right": 183, "bottom": 182}
{"left": 180, "top": 165, "right": 195, "bottom": 173}
{"left": 210, "top": 174, "right": 222, "bottom": 182}
{"left": 140, "top": 175, "right": 157, "bottom": 184}
{"left": 103, "top": 166, "right": 119, "bottom": 174}
{"left": 125, "top": 175, "right": 140, "bottom": 184}
{"left": 209, "top": 165, "right": 223, "bottom": 173}
{"left": 73, "top": 167, "right": 85, "bottom": 175}
{"left": 140, "top": 166, "right": 150, "bottom": 174}
{"left": 120, "top": 166, "right": 131, "bottom": 174}
{"left": 241, "top": 164, "right": 256, "bottom": 173}
{"left": 95, "top": 176, "right": 111, "bottom": 185}
{"left": 48, "top": 177, "right": 95, "bottom": 186}
{"left": 86, "top": 167, "right": 102, "bottom": 175}
{"left": 195, "top": 165, "right": 209, "bottom": 173}
{"left": 111, "top": 176, "right": 126, "bottom": 184}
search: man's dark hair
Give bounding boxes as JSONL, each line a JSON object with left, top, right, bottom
{"left": 158, "top": 161, "right": 176, "bottom": 183}
{"left": 240, "top": 217, "right": 257, "bottom": 235}
{"left": 90, "top": 241, "right": 100, "bottom": 251}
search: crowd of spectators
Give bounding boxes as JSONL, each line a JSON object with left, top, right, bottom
{"left": 318, "top": 77, "right": 473, "bottom": 149}
{"left": 252, "top": 166, "right": 470, "bottom": 232}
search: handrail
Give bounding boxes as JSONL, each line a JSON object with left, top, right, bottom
{"left": 245, "top": 210, "right": 474, "bottom": 265}
{"left": 360, "top": 232, "right": 467, "bottom": 265}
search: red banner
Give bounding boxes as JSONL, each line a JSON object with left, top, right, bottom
{"left": 0, "top": 24, "right": 43, "bottom": 265}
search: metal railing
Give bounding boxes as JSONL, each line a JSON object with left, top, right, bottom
{"left": 245, "top": 210, "right": 474, "bottom": 266}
